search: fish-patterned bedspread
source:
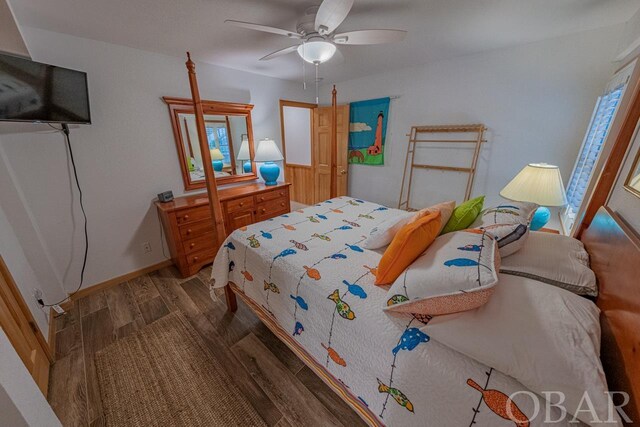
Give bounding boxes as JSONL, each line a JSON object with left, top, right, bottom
{"left": 211, "top": 197, "right": 573, "bottom": 426}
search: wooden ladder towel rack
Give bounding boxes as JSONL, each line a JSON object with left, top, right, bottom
{"left": 398, "top": 124, "right": 486, "bottom": 211}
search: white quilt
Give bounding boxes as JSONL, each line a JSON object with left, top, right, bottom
{"left": 211, "top": 197, "right": 578, "bottom": 426}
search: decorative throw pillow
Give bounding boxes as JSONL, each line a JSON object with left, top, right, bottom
{"left": 500, "top": 231, "right": 597, "bottom": 296}
{"left": 408, "top": 200, "right": 455, "bottom": 234}
{"left": 470, "top": 201, "right": 538, "bottom": 257}
{"left": 384, "top": 229, "right": 500, "bottom": 315}
{"left": 375, "top": 211, "right": 442, "bottom": 285}
{"left": 441, "top": 196, "right": 484, "bottom": 234}
{"left": 362, "top": 211, "right": 415, "bottom": 250}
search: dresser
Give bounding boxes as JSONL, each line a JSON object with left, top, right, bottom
{"left": 156, "top": 182, "right": 291, "bottom": 278}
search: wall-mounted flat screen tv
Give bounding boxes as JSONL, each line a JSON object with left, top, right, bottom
{"left": 0, "top": 53, "right": 91, "bottom": 124}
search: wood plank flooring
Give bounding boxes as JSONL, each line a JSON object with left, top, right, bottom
{"left": 48, "top": 265, "right": 367, "bottom": 427}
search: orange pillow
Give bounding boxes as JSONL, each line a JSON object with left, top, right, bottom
{"left": 375, "top": 210, "right": 442, "bottom": 285}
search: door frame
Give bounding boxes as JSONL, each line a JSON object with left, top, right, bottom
{"left": 279, "top": 99, "right": 317, "bottom": 204}
{"left": 0, "top": 256, "right": 52, "bottom": 395}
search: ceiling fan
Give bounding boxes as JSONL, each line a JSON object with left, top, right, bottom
{"left": 225, "top": 0, "right": 407, "bottom": 64}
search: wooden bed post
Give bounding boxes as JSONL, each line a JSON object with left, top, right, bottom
{"left": 185, "top": 52, "right": 237, "bottom": 312}
{"left": 330, "top": 85, "right": 338, "bottom": 198}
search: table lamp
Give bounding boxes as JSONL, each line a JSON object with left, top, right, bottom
{"left": 209, "top": 148, "right": 224, "bottom": 172}
{"left": 254, "top": 138, "right": 283, "bottom": 186}
{"left": 237, "top": 135, "right": 252, "bottom": 173}
{"left": 500, "top": 163, "right": 567, "bottom": 231}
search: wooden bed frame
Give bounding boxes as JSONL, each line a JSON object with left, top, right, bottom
{"left": 184, "top": 54, "right": 640, "bottom": 425}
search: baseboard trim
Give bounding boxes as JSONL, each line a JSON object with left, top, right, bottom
{"left": 60, "top": 259, "right": 173, "bottom": 310}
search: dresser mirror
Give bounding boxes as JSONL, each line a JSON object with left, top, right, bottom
{"left": 625, "top": 142, "right": 640, "bottom": 198}
{"left": 163, "top": 97, "right": 257, "bottom": 190}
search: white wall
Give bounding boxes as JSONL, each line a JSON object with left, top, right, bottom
{"left": 283, "top": 106, "right": 312, "bottom": 165}
{"left": 0, "top": 27, "right": 311, "bottom": 305}
{"left": 321, "top": 25, "right": 624, "bottom": 229}
{"left": 0, "top": 329, "right": 61, "bottom": 427}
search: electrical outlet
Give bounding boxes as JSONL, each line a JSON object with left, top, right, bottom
{"left": 143, "top": 242, "right": 152, "bottom": 253}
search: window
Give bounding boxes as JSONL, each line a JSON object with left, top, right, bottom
{"left": 205, "top": 123, "right": 232, "bottom": 165}
{"left": 561, "top": 61, "right": 635, "bottom": 234}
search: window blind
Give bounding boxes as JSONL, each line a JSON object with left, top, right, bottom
{"left": 564, "top": 88, "right": 623, "bottom": 213}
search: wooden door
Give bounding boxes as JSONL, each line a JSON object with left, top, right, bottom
{"left": 335, "top": 105, "right": 350, "bottom": 197}
{"left": 280, "top": 100, "right": 317, "bottom": 206}
{"left": 314, "top": 106, "right": 333, "bottom": 203}
{"left": 0, "top": 256, "right": 51, "bottom": 396}
{"left": 314, "top": 104, "right": 350, "bottom": 202}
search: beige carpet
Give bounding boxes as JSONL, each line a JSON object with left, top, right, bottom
{"left": 95, "top": 311, "right": 266, "bottom": 427}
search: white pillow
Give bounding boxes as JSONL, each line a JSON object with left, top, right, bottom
{"left": 427, "top": 274, "right": 618, "bottom": 426}
{"left": 384, "top": 229, "right": 500, "bottom": 316}
{"left": 471, "top": 201, "right": 538, "bottom": 257}
{"left": 500, "top": 231, "right": 597, "bottom": 296}
{"left": 363, "top": 201, "right": 455, "bottom": 249}
{"left": 362, "top": 211, "right": 414, "bottom": 249}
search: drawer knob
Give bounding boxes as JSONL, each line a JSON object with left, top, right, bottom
{"left": 280, "top": 202, "right": 285, "bottom": 207}
{"left": 259, "top": 197, "right": 265, "bottom": 202}
{"left": 193, "top": 256, "right": 199, "bottom": 262}
{"left": 239, "top": 202, "right": 244, "bottom": 206}
{"left": 186, "top": 229, "right": 192, "bottom": 235}
{"left": 190, "top": 243, "right": 195, "bottom": 248}
{"left": 279, "top": 192, "right": 283, "bottom": 196}
{"left": 183, "top": 215, "right": 189, "bottom": 220}
{"left": 261, "top": 208, "right": 266, "bottom": 213}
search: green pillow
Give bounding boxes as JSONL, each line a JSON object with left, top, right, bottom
{"left": 441, "top": 195, "right": 485, "bottom": 234}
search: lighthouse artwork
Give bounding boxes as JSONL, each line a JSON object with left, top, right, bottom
{"left": 348, "top": 97, "right": 390, "bottom": 165}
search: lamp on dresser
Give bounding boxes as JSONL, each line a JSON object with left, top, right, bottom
{"left": 254, "top": 138, "right": 283, "bottom": 186}
{"left": 210, "top": 148, "right": 225, "bottom": 172}
{"left": 237, "top": 135, "right": 252, "bottom": 173}
{"left": 500, "top": 163, "right": 567, "bottom": 231}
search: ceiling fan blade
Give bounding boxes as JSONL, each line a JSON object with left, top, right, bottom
{"left": 315, "top": 0, "right": 354, "bottom": 35}
{"left": 225, "top": 20, "right": 302, "bottom": 39}
{"left": 333, "top": 29, "right": 407, "bottom": 45}
{"left": 259, "top": 45, "right": 300, "bottom": 61}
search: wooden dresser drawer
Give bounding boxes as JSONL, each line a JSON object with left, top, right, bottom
{"left": 187, "top": 247, "right": 217, "bottom": 266}
{"left": 255, "top": 187, "right": 289, "bottom": 204}
{"left": 256, "top": 197, "right": 289, "bottom": 220}
{"left": 225, "top": 196, "right": 254, "bottom": 213}
{"left": 183, "top": 232, "right": 215, "bottom": 255}
{"left": 179, "top": 219, "right": 214, "bottom": 240}
{"left": 176, "top": 205, "right": 211, "bottom": 225}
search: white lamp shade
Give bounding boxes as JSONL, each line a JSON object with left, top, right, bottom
{"left": 209, "top": 148, "right": 224, "bottom": 161}
{"left": 297, "top": 40, "right": 336, "bottom": 64}
{"left": 254, "top": 139, "right": 283, "bottom": 162}
{"left": 500, "top": 163, "right": 567, "bottom": 206}
{"left": 237, "top": 137, "right": 251, "bottom": 161}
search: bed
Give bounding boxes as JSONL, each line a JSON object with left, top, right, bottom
{"left": 211, "top": 198, "right": 597, "bottom": 426}
{"left": 181, "top": 53, "right": 640, "bottom": 426}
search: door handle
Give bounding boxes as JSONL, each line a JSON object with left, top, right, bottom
{"left": 339, "top": 169, "right": 347, "bottom": 175}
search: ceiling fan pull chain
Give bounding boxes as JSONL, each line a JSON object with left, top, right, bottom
{"left": 302, "top": 42, "right": 307, "bottom": 90}
{"left": 315, "top": 62, "right": 320, "bottom": 104}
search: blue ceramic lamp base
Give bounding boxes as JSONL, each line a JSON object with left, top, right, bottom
{"left": 243, "top": 161, "right": 252, "bottom": 173}
{"left": 530, "top": 206, "right": 551, "bottom": 231}
{"left": 212, "top": 160, "right": 223, "bottom": 172}
{"left": 260, "top": 162, "right": 280, "bottom": 186}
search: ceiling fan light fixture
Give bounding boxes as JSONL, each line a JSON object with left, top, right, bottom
{"left": 297, "top": 40, "right": 336, "bottom": 64}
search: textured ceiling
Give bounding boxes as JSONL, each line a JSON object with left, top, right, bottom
{"left": 9, "top": 0, "right": 640, "bottom": 82}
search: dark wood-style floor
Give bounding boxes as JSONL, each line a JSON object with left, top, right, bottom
{"left": 48, "top": 265, "right": 368, "bottom": 427}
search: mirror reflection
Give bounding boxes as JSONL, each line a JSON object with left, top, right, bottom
{"left": 625, "top": 145, "right": 640, "bottom": 197}
{"left": 177, "top": 113, "right": 250, "bottom": 181}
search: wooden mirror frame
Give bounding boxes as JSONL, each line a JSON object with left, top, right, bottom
{"left": 624, "top": 143, "right": 640, "bottom": 199}
{"left": 163, "top": 96, "right": 257, "bottom": 190}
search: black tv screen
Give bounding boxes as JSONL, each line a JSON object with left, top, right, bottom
{"left": 0, "top": 53, "right": 91, "bottom": 124}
